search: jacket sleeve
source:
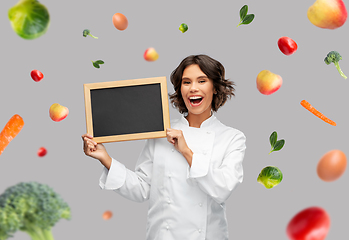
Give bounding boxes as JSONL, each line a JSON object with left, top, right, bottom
{"left": 186, "top": 131, "right": 246, "bottom": 204}
{"left": 99, "top": 139, "right": 155, "bottom": 202}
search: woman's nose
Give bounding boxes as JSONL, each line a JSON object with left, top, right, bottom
{"left": 190, "top": 83, "right": 198, "bottom": 92}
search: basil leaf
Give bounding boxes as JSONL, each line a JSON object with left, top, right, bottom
{"left": 93, "top": 62, "right": 100, "bottom": 68}
{"left": 273, "top": 140, "right": 285, "bottom": 152}
{"left": 240, "top": 5, "right": 248, "bottom": 20}
{"left": 95, "top": 60, "right": 104, "bottom": 64}
{"left": 269, "top": 131, "right": 277, "bottom": 147}
{"left": 241, "top": 14, "right": 255, "bottom": 25}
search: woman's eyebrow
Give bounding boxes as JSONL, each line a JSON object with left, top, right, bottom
{"left": 182, "top": 76, "right": 208, "bottom": 80}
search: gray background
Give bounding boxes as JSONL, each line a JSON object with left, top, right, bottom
{"left": 0, "top": 0, "right": 348, "bottom": 239}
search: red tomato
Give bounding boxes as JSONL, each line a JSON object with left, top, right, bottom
{"left": 278, "top": 36, "right": 298, "bottom": 55}
{"left": 286, "top": 206, "right": 330, "bottom": 240}
{"left": 37, "top": 147, "right": 47, "bottom": 157}
{"left": 31, "top": 69, "right": 44, "bottom": 82}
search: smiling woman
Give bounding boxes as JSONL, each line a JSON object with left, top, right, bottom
{"left": 169, "top": 55, "right": 235, "bottom": 116}
{"left": 82, "top": 54, "right": 246, "bottom": 240}
{"left": 180, "top": 65, "right": 215, "bottom": 119}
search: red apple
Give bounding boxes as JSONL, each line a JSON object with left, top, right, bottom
{"left": 307, "top": 0, "right": 347, "bottom": 29}
{"left": 144, "top": 48, "right": 159, "bottom": 61}
{"left": 256, "top": 70, "right": 282, "bottom": 95}
{"left": 49, "top": 103, "right": 69, "bottom": 122}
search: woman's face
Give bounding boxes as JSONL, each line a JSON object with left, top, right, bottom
{"left": 180, "top": 64, "right": 215, "bottom": 117}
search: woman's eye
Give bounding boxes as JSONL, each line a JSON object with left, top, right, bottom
{"left": 199, "top": 80, "right": 206, "bottom": 83}
{"left": 183, "top": 81, "right": 190, "bottom": 84}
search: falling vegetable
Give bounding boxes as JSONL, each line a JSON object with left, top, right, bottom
{"left": 277, "top": 36, "right": 298, "bottom": 56}
{"left": 37, "top": 147, "right": 47, "bottom": 157}
{"left": 300, "top": 100, "right": 336, "bottom": 126}
{"left": 269, "top": 131, "right": 285, "bottom": 154}
{"left": 92, "top": 60, "right": 104, "bottom": 68}
{"left": 8, "top": 0, "right": 50, "bottom": 40}
{"left": 179, "top": 23, "right": 188, "bottom": 33}
{"left": 286, "top": 206, "right": 330, "bottom": 240}
{"left": 83, "top": 29, "right": 98, "bottom": 39}
{"left": 257, "top": 166, "right": 283, "bottom": 189}
{"left": 0, "top": 181, "right": 71, "bottom": 240}
{"left": 0, "top": 114, "right": 24, "bottom": 156}
{"left": 237, "top": 5, "right": 255, "bottom": 27}
{"left": 30, "top": 69, "right": 44, "bottom": 82}
{"left": 324, "top": 51, "right": 347, "bottom": 79}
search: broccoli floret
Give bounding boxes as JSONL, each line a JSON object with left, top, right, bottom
{"left": 324, "top": 51, "right": 347, "bottom": 79}
{"left": 0, "top": 182, "right": 71, "bottom": 240}
{"left": 82, "top": 29, "right": 98, "bottom": 39}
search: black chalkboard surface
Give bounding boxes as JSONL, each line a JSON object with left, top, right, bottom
{"left": 84, "top": 77, "right": 170, "bottom": 143}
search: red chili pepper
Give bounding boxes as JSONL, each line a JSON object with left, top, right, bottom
{"left": 278, "top": 36, "right": 298, "bottom": 55}
{"left": 30, "top": 69, "right": 44, "bottom": 82}
{"left": 286, "top": 206, "right": 330, "bottom": 240}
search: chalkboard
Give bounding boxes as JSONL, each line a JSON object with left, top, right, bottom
{"left": 83, "top": 77, "right": 170, "bottom": 143}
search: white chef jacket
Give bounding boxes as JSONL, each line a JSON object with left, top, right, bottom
{"left": 99, "top": 113, "right": 246, "bottom": 240}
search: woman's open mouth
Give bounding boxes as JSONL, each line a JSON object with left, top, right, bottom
{"left": 189, "top": 96, "right": 203, "bottom": 107}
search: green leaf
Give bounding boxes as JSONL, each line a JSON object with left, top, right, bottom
{"left": 269, "top": 131, "right": 277, "bottom": 147}
{"left": 92, "top": 62, "right": 100, "bottom": 68}
{"left": 240, "top": 5, "right": 248, "bottom": 20}
{"left": 95, "top": 60, "right": 104, "bottom": 64}
{"left": 241, "top": 14, "right": 255, "bottom": 25}
{"left": 273, "top": 140, "right": 285, "bottom": 151}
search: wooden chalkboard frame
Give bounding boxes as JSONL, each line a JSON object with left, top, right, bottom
{"left": 83, "top": 76, "right": 170, "bottom": 143}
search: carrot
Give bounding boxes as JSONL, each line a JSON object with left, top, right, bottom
{"left": 300, "top": 100, "right": 336, "bottom": 126}
{"left": 0, "top": 114, "right": 24, "bottom": 156}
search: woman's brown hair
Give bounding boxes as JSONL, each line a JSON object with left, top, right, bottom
{"left": 169, "top": 54, "right": 235, "bottom": 114}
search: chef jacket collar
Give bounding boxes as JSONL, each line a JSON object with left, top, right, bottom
{"left": 180, "top": 110, "right": 216, "bottom": 128}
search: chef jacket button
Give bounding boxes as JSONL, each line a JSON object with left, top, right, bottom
{"left": 198, "top": 229, "right": 202, "bottom": 233}
{"left": 171, "top": 149, "right": 174, "bottom": 152}
{"left": 199, "top": 203, "right": 202, "bottom": 207}
{"left": 207, "top": 131, "right": 211, "bottom": 134}
{"left": 168, "top": 173, "right": 171, "bottom": 178}
{"left": 203, "top": 150, "right": 207, "bottom": 155}
{"left": 167, "top": 198, "right": 171, "bottom": 204}
{"left": 166, "top": 225, "right": 169, "bottom": 230}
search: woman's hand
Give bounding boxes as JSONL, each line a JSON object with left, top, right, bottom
{"left": 81, "top": 133, "right": 112, "bottom": 169}
{"left": 166, "top": 128, "right": 193, "bottom": 166}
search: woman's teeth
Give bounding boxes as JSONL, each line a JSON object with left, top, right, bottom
{"left": 189, "top": 96, "right": 203, "bottom": 104}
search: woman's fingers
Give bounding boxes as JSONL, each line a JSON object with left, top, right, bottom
{"left": 82, "top": 136, "right": 97, "bottom": 146}
{"left": 166, "top": 128, "right": 181, "bottom": 145}
{"left": 82, "top": 134, "right": 98, "bottom": 155}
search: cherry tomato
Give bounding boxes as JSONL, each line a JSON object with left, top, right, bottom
{"left": 277, "top": 36, "right": 298, "bottom": 56}
{"left": 286, "top": 206, "right": 330, "bottom": 240}
{"left": 37, "top": 147, "right": 47, "bottom": 157}
{"left": 31, "top": 69, "right": 44, "bottom": 82}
